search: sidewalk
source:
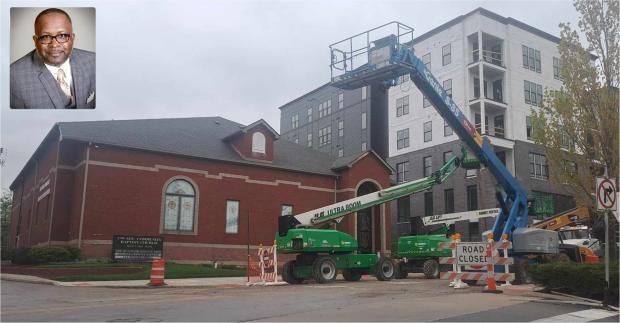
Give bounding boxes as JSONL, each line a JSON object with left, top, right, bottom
{"left": 1, "top": 273, "right": 271, "bottom": 288}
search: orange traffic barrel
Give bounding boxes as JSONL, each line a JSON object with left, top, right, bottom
{"left": 149, "top": 258, "right": 166, "bottom": 286}
{"left": 585, "top": 254, "right": 599, "bottom": 264}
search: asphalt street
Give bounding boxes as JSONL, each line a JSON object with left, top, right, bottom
{"left": 1, "top": 275, "right": 617, "bottom": 322}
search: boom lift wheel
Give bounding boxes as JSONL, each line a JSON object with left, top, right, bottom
{"left": 395, "top": 261, "right": 408, "bottom": 279}
{"left": 282, "top": 260, "right": 304, "bottom": 284}
{"left": 423, "top": 259, "right": 439, "bottom": 279}
{"left": 375, "top": 256, "right": 395, "bottom": 281}
{"left": 312, "top": 256, "right": 337, "bottom": 283}
{"left": 342, "top": 269, "right": 362, "bottom": 281}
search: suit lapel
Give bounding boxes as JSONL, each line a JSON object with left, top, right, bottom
{"left": 34, "top": 52, "right": 65, "bottom": 109}
{"left": 71, "top": 52, "right": 85, "bottom": 108}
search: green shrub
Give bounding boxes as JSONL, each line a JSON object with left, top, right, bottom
{"left": 11, "top": 248, "right": 33, "bottom": 264}
{"left": 27, "top": 246, "right": 72, "bottom": 264}
{"left": 64, "top": 246, "right": 81, "bottom": 260}
{"left": 529, "top": 261, "right": 619, "bottom": 304}
{"left": 11, "top": 246, "right": 81, "bottom": 265}
{"left": 1, "top": 247, "right": 14, "bottom": 260}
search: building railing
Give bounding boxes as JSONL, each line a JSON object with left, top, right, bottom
{"left": 469, "top": 95, "right": 507, "bottom": 106}
{"left": 475, "top": 124, "right": 505, "bottom": 138}
{"left": 472, "top": 49, "right": 503, "bottom": 67}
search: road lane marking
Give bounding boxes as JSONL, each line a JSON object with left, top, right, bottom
{"left": 532, "top": 309, "right": 618, "bottom": 322}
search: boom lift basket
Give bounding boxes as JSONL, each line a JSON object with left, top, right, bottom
{"left": 329, "top": 22, "right": 414, "bottom": 89}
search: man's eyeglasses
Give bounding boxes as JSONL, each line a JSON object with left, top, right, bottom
{"left": 36, "top": 33, "right": 72, "bottom": 44}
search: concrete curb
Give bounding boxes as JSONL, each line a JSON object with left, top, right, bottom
{"left": 1, "top": 273, "right": 255, "bottom": 288}
{"left": 1, "top": 273, "right": 58, "bottom": 285}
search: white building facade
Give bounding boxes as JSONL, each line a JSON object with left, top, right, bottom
{"left": 387, "top": 8, "right": 575, "bottom": 240}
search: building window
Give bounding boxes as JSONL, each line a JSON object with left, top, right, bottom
{"left": 531, "top": 191, "right": 554, "bottom": 219}
{"left": 560, "top": 125, "right": 573, "bottom": 149}
{"left": 494, "top": 115, "right": 505, "bottom": 138}
{"left": 443, "top": 79, "right": 452, "bottom": 98}
{"left": 423, "top": 121, "right": 432, "bottom": 142}
{"left": 423, "top": 96, "right": 431, "bottom": 108}
{"left": 338, "top": 148, "right": 344, "bottom": 157}
{"left": 361, "top": 142, "right": 367, "bottom": 151}
{"left": 281, "top": 204, "right": 293, "bottom": 217}
{"left": 522, "top": 45, "right": 541, "bottom": 73}
{"left": 396, "top": 161, "right": 409, "bottom": 183}
{"left": 397, "top": 197, "right": 410, "bottom": 223}
{"left": 466, "top": 185, "right": 478, "bottom": 211}
{"left": 423, "top": 156, "right": 433, "bottom": 177}
{"left": 291, "top": 114, "right": 299, "bottom": 129}
{"left": 524, "top": 80, "right": 543, "bottom": 106}
{"left": 553, "top": 57, "right": 562, "bottom": 80}
{"left": 307, "top": 107, "right": 313, "bottom": 122}
{"left": 307, "top": 133, "right": 312, "bottom": 147}
{"left": 562, "top": 160, "right": 578, "bottom": 177}
{"left": 444, "top": 189, "right": 454, "bottom": 213}
{"left": 163, "top": 179, "right": 196, "bottom": 232}
{"left": 338, "top": 93, "right": 344, "bottom": 109}
{"left": 474, "top": 78, "right": 487, "bottom": 99}
{"left": 361, "top": 86, "right": 368, "bottom": 100}
{"left": 424, "top": 191, "right": 433, "bottom": 217}
{"left": 442, "top": 43, "right": 451, "bottom": 66}
{"left": 396, "top": 95, "right": 409, "bottom": 117}
{"left": 475, "top": 113, "right": 489, "bottom": 134}
{"left": 361, "top": 112, "right": 367, "bottom": 129}
{"left": 225, "top": 200, "right": 239, "bottom": 234}
{"left": 318, "top": 100, "right": 332, "bottom": 118}
{"left": 397, "top": 128, "right": 410, "bottom": 149}
{"left": 398, "top": 74, "right": 410, "bottom": 84}
{"left": 422, "top": 53, "right": 431, "bottom": 70}
{"left": 318, "top": 126, "right": 331, "bottom": 147}
{"left": 251, "top": 132, "right": 266, "bottom": 154}
{"left": 443, "top": 151, "right": 453, "bottom": 164}
{"left": 526, "top": 116, "right": 533, "bottom": 140}
{"left": 338, "top": 120, "right": 344, "bottom": 137}
{"left": 444, "top": 120, "right": 453, "bottom": 136}
{"left": 529, "top": 152, "right": 549, "bottom": 180}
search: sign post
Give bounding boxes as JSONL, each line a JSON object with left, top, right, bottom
{"left": 596, "top": 176, "right": 617, "bottom": 306}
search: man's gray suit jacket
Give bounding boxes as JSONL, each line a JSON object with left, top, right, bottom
{"left": 10, "top": 48, "right": 96, "bottom": 109}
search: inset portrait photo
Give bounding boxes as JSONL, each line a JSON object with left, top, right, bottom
{"left": 10, "top": 7, "right": 96, "bottom": 109}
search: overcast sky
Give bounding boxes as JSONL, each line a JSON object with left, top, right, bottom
{"left": 0, "top": 0, "right": 580, "bottom": 191}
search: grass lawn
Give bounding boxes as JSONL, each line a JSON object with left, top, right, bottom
{"left": 46, "top": 262, "right": 247, "bottom": 282}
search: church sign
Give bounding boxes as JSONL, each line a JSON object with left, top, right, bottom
{"left": 112, "top": 235, "right": 164, "bottom": 262}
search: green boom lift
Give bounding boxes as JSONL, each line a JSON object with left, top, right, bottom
{"left": 276, "top": 153, "right": 465, "bottom": 284}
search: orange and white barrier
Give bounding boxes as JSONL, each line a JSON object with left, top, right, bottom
{"left": 148, "top": 258, "right": 166, "bottom": 286}
{"left": 248, "top": 241, "right": 285, "bottom": 286}
{"left": 439, "top": 233, "right": 514, "bottom": 293}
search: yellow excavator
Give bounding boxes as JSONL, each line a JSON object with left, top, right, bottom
{"left": 531, "top": 207, "right": 599, "bottom": 263}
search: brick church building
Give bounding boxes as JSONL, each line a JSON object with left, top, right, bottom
{"left": 9, "top": 117, "right": 393, "bottom": 262}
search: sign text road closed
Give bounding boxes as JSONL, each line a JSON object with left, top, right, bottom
{"left": 455, "top": 242, "right": 488, "bottom": 265}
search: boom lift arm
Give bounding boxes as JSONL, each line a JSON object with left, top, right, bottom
{"left": 328, "top": 22, "right": 530, "bottom": 242}
{"left": 279, "top": 153, "right": 462, "bottom": 236}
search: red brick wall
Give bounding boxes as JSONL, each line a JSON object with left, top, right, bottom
{"left": 79, "top": 144, "right": 336, "bottom": 257}
{"left": 9, "top": 136, "right": 59, "bottom": 248}
{"left": 11, "top": 137, "right": 392, "bottom": 262}
{"left": 229, "top": 124, "right": 275, "bottom": 162}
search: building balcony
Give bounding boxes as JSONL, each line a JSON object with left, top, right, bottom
{"left": 469, "top": 97, "right": 508, "bottom": 111}
{"left": 471, "top": 49, "right": 504, "bottom": 68}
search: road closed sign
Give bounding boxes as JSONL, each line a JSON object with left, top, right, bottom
{"left": 455, "top": 242, "right": 488, "bottom": 265}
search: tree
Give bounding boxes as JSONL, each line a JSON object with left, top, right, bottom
{"left": 1, "top": 189, "right": 12, "bottom": 252}
{"left": 532, "top": 0, "right": 618, "bottom": 256}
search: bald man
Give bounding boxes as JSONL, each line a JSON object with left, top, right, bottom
{"left": 10, "top": 8, "right": 95, "bottom": 109}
